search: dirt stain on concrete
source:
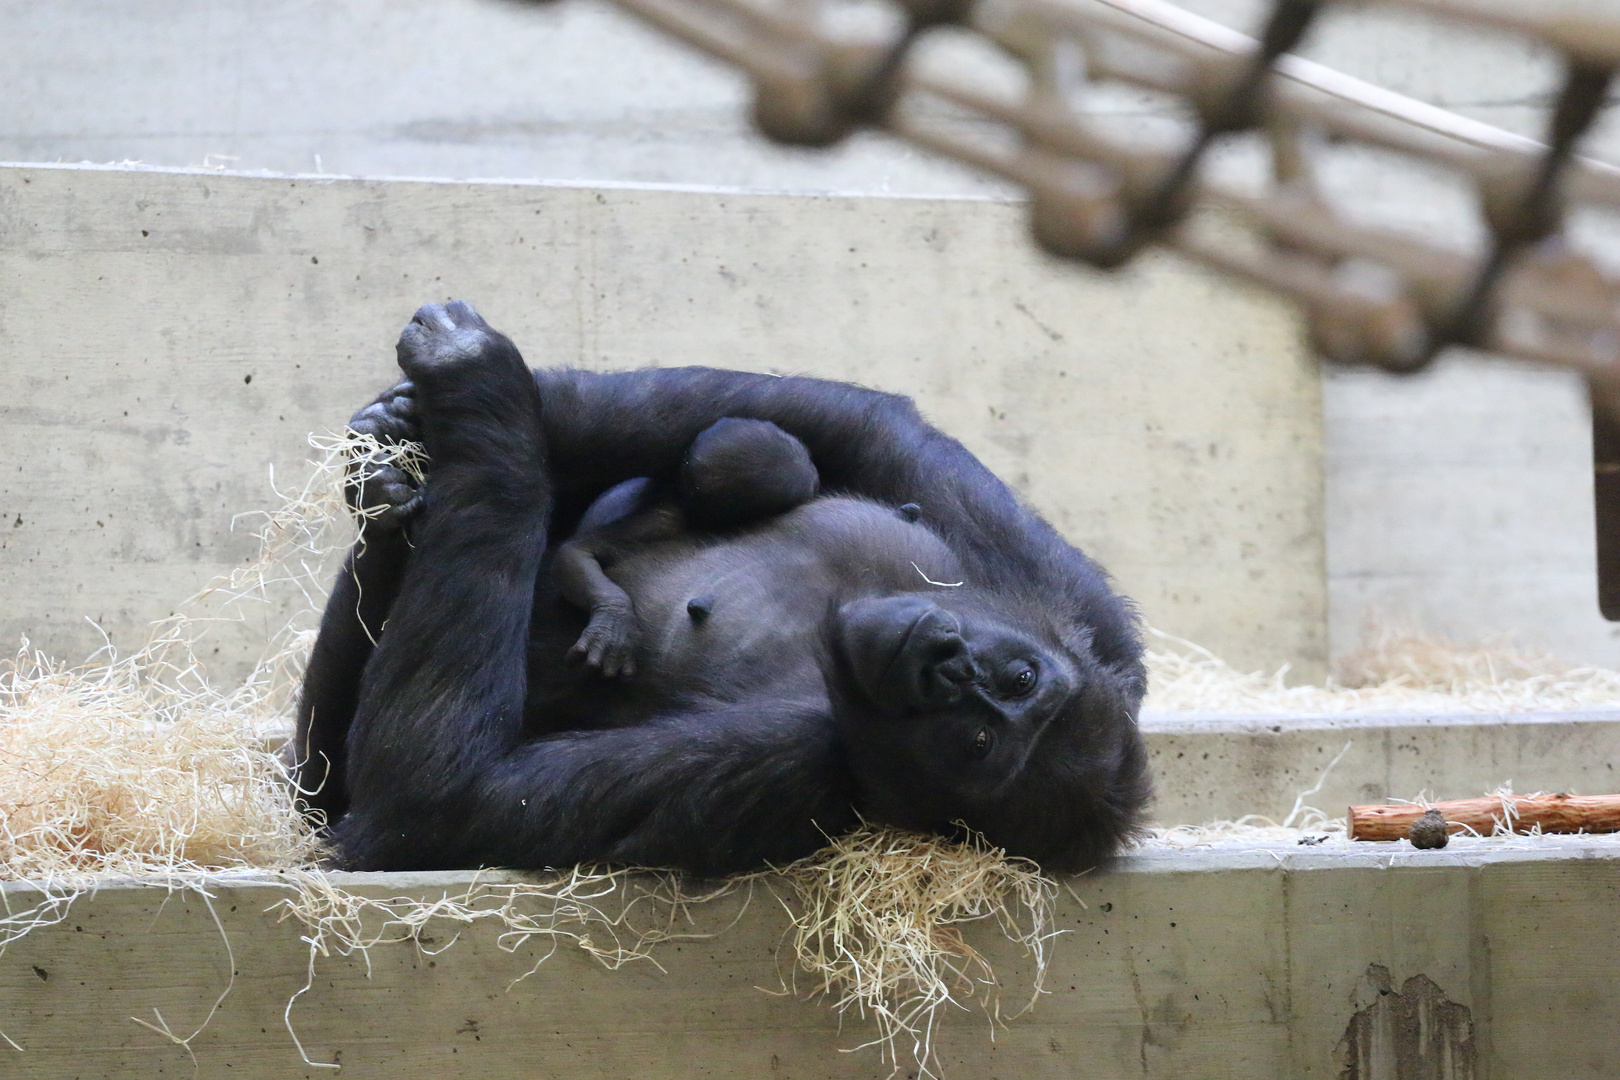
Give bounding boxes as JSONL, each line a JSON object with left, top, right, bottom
{"left": 1337, "top": 964, "right": 1476, "bottom": 1080}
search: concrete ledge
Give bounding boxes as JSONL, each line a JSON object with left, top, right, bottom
{"left": 3, "top": 839, "right": 1617, "bottom": 1078}
{"left": 1143, "top": 709, "right": 1620, "bottom": 824}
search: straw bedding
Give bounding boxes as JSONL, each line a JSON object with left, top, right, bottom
{"left": 1146, "top": 624, "right": 1620, "bottom": 714}
{"left": 2, "top": 433, "right": 1616, "bottom": 1072}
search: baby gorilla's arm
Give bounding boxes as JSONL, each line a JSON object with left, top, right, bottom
{"left": 555, "top": 505, "right": 685, "bottom": 678}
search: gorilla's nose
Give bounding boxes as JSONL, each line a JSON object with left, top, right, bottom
{"left": 907, "top": 611, "right": 978, "bottom": 707}
{"left": 836, "top": 595, "right": 980, "bottom": 712}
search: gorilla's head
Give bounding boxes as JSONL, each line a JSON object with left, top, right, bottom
{"left": 827, "top": 590, "right": 1149, "bottom": 871}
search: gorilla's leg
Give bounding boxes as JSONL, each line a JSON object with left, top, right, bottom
{"left": 294, "top": 531, "right": 409, "bottom": 824}
{"left": 335, "top": 301, "right": 552, "bottom": 869}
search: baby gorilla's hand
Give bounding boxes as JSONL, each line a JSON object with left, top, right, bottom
{"left": 346, "top": 381, "right": 425, "bottom": 530}
{"left": 567, "top": 602, "right": 639, "bottom": 678}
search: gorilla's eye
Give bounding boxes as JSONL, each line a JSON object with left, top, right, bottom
{"left": 970, "top": 727, "right": 992, "bottom": 758}
{"left": 1006, "top": 663, "right": 1037, "bottom": 697}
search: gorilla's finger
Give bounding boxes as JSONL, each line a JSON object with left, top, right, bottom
{"left": 383, "top": 389, "right": 417, "bottom": 420}
{"left": 377, "top": 492, "right": 424, "bottom": 528}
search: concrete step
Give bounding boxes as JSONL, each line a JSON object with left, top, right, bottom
{"left": 1144, "top": 708, "right": 1620, "bottom": 825}
{"left": 3, "top": 835, "right": 1616, "bottom": 1079}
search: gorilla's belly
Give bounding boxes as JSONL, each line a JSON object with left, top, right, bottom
{"left": 607, "top": 497, "right": 963, "bottom": 695}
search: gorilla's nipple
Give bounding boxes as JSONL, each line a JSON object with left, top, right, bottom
{"left": 897, "top": 503, "right": 922, "bottom": 523}
{"left": 686, "top": 596, "right": 714, "bottom": 624}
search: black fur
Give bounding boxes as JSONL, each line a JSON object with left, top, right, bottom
{"left": 296, "top": 302, "right": 1150, "bottom": 876}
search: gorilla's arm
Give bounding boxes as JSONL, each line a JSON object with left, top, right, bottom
{"left": 342, "top": 700, "right": 856, "bottom": 874}
{"left": 537, "top": 367, "right": 1141, "bottom": 674}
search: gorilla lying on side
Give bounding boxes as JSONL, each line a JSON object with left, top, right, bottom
{"left": 295, "top": 301, "right": 1150, "bottom": 876}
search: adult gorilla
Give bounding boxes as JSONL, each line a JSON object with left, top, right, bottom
{"left": 295, "top": 302, "right": 1149, "bottom": 875}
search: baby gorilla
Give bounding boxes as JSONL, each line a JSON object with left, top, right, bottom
{"left": 555, "top": 418, "right": 824, "bottom": 678}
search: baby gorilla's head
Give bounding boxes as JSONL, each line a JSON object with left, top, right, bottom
{"left": 679, "top": 417, "right": 820, "bottom": 530}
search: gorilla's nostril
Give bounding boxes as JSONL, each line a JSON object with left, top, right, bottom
{"left": 928, "top": 635, "right": 972, "bottom": 670}
{"left": 934, "top": 655, "right": 978, "bottom": 685}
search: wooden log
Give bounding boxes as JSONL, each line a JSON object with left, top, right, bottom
{"left": 1349, "top": 793, "right": 1620, "bottom": 841}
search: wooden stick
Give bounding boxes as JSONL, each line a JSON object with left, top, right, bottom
{"left": 1349, "top": 793, "right": 1620, "bottom": 841}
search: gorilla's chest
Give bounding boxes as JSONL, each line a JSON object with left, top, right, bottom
{"left": 607, "top": 497, "right": 963, "bottom": 695}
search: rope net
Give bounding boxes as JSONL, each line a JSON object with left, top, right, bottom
{"left": 549, "top": 0, "right": 1620, "bottom": 400}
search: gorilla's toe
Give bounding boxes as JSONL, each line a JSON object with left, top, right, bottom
{"left": 350, "top": 385, "right": 420, "bottom": 443}
{"left": 567, "top": 605, "right": 640, "bottom": 679}
{"left": 350, "top": 468, "right": 423, "bottom": 529}
{"left": 345, "top": 380, "right": 428, "bottom": 530}
{"left": 411, "top": 300, "right": 489, "bottom": 333}
{"left": 396, "top": 300, "right": 496, "bottom": 378}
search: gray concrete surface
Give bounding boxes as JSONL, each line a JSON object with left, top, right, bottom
{"left": 1142, "top": 708, "right": 1620, "bottom": 825}
{"left": 3, "top": 0, "right": 1606, "bottom": 196}
{"left": 0, "top": 162, "right": 1325, "bottom": 681}
{"left": 0, "top": 0, "right": 1006, "bottom": 197}
{"left": 1324, "top": 357, "right": 1620, "bottom": 665}
{"left": 4, "top": 842, "right": 1618, "bottom": 1077}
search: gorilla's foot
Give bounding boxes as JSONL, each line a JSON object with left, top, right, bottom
{"left": 346, "top": 381, "right": 424, "bottom": 530}
{"left": 395, "top": 301, "right": 499, "bottom": 379}
{"left": 391, "top": 300, "right": 545, "bottom": 478}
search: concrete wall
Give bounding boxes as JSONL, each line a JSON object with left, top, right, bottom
{"left": 0, "top": 163, "right": 1325, "bottom": 681}
{"left": 1325, "top": 359, "right": 1620, "bottom": 664}
{"left": 5, "top": 846, "right": 1619, "bottom": 1077}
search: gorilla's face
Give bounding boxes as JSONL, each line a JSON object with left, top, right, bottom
{"left": 830, "top": 592, "right": 1093, "bottom": 805}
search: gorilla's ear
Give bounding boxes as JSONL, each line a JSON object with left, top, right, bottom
{"left": 1054, "top": 620, "right": 1096, "bottom": 665}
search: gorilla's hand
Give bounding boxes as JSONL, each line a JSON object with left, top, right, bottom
{"left": 567, "top": 600, "right": 639, "bottom": 679}
{"left": 346, "top": 381, "right": 425, "bottom": 530}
